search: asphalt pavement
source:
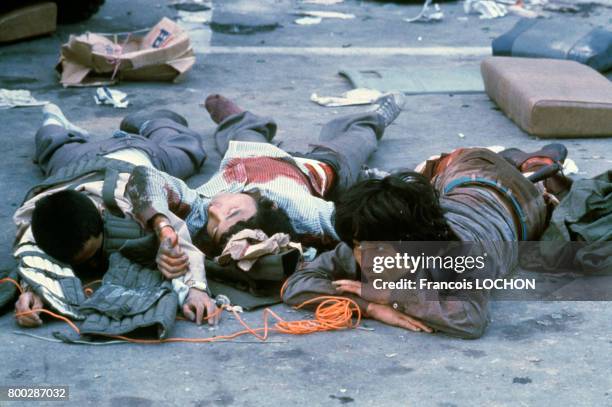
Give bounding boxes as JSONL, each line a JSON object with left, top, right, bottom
{"left": 0, "top": 0, "right": 611, "bottom": 406}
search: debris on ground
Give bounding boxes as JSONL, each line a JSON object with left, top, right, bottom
{"left": 0, "top": 89, "right": 48, "bottom": 109}
{"left": 296, "top": 17, "right": 323, "bottom": 25}
{"left": 404, "top": 0, "right": 445, "bottom": 23}
{"left": 563, "top": 158, "right": 579, "bottom": 175}
{"left": 57, "top": 17, "right": 195, "bottom": 87}
{"left": 340, "top": 67, "right": 484, "bottom": 94}
{"left": 311, "top": 88, "right": 382, "bottom": 107}
{"left": 94, "top": 87, "right": 129, "bottom": 108}
{"left": 302, "top": 0, "right": 344, "bottom": 4}
{"left": 464, "top": 0, "right": 508, "bottom": 19}
{"left": 168, "top": 1, "right": 211, "bottom": 12}
{"left": 210, "top": 12, "right": 281, "bottom": 34}
{"left": 177, "top": 9, "right": 210, "bottom": 23}
{"left": 296, "top": 10, "right": 355, "bottom": 20}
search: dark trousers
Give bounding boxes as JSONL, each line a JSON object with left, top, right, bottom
{"left": 213, "top": 111, "right": 385, "bottom": 200}
{"left": 34, "top": 115, "right": 206, "bottom": 179}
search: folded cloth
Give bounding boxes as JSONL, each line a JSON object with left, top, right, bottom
{"left": 0, "top": 89, "right": 48, "bottom": 109}
{"left": 216, "top": 229, "right": 302, "bottom": 272}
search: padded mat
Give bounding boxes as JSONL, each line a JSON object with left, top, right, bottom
{"left": 340, "top": 66, "right": 485, "bottom": 94}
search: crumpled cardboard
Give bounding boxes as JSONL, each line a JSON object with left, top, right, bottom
{"left": 56, "top": 17, "right": 196, "bottom": 87}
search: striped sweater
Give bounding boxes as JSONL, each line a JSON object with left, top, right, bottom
{"left": 126, "top": 141, "right": 339, "bottom": 242}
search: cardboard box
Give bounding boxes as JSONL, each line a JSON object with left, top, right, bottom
{"left": 56, "top": 17, "right": 196, "bottom": 87}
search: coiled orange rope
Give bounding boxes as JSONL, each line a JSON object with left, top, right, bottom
{"left": 1, "top": 278, "right": 361, "bottom": 344}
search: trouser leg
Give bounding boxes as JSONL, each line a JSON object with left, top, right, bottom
{"left": 300, "top": 112, "right": 385, "bottom": 201}
{"left": 34, "top": 124, "right": 89, "bottom": 176}
{"left": 139, "top": 118, "right": 207, "bottom": 179}
{"left": 213, "top": 111, "right": 277, "bottom": 156}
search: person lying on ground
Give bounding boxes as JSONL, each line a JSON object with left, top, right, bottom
{"left": 281, "top": 144, "right": 571, "bottom": 338}
{"left": 13, "top": 104, "right": 219, "bottom": 327}
{"left": 125, "top": 92, "right": 406, "bottom": 268}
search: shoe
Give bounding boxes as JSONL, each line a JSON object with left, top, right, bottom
{"left": 120, "top": 109, "right": 189, "bottom": 134}
{"left": 370, "top": 91, "right": 406, "bottom": 127}
{"left": 42, "top": 103, "right": 90, "bottom": 137}
{"left": 204, "top": 94, "right": 244, "bottom": 124}
{"left": 499, "top": 143, "right": 568, "bottom": 172}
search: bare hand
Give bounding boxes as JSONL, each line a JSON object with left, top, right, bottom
{"left": 333, "top": 279, "right": 362, "bottom": 296}
{"left": 182, "top": 288, "right": 221, "bottom": 326}
{"left": 366, "top": 303, "right": 432, "bottom": 333}
{"left": 15, "top": 292, "right": 43, "bottom": 328}
{"left": 333, "top": 279, "right": 389, "bottom": 305}
{"left": 156, "top": 233, "right": 189, "bottom": 280}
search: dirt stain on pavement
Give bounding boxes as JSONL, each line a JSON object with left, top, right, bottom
{"left": 497, "top": 311, "right": 584, "bottom": 340}
{"left": 462, "top": 349, "right": 487, "bottom": 358}
{"left": 377, "top": 365, "right": 414, "bottom": 376}
{"left": 513, "top": 377, "right": 533, "bottom": 384}
{"left": 330, "top": 394, "right": 355, "bottom": 404}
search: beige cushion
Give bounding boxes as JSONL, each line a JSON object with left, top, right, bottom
{"left": 481, "top": 57, "right": 612, "bottom": 138}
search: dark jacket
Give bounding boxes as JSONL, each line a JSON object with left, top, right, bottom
{"left": 283, "top": 148, "right": 549, "bottom": 339}
{"left": 282, "top": 243, "right": 490, "bottom": 339}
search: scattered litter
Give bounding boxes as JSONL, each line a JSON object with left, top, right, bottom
{"left": 296, "top": 10, "right": 355, "bottom": 20}
{"left": 458, "top": 132, "right": 466, "bottom": 138}
{"left": 562, "top": 158, "right": 578, "bottom": 175}
{"left": 168, "top": 2, "right": 211, "bottom": 12}
{"left": 296, "top": 16, "right": 323, "bottom": 25}
{"left": 57, "top": 18, "right": 195, "bottom": 87}
{"left": 339, "top": 388, "right": 347, "bottom": 393}
{"left": 94, "top": 87, "right": 129, "bottom": 108}
{"left": 303, "top": 0, "right": 344, "bottom": 4}
{"left": 94, "top": 374, "right": 102, "bottom": 379}
{"left": 310, "top": 88, "right": 382, "bottom": 107}
{"left": 177, "top": 10, "right": 210, "bottom": 23}
{"left": 464, "top": 0, "right": 508, "bottom": 19}
{"left": 385, "top": 353, "right": 398, "bottom": 358}
{"left": 526, "top": 356, "right": 542, "bottom": 363}
{"left": 404, "top": 0, "right": 444, "bottom": 23}
{"left": 508, "top": 4, "right": 545, "bottom": 18}
{"left": 340, "top": 67, "right": 484, "bottom": 94}
{"left": 0, "top": 89, "right": 48, "bottom": 109}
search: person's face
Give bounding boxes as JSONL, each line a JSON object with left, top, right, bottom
{"left": 71, "top": 233, "right": 104, "bottom": 266}
{"left": 206, "top": 193, "right": 257, "bottom": 244}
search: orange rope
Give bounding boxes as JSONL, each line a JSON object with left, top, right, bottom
{"left": 2, "top": 278, "right": 361, "bottom": 344}
{"left": 15, "top": 309, "right": 81, "bottom": 334}
{"left": 0, "top": 278, "right": 23, "bottom": 295}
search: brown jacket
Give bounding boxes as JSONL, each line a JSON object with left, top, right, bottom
{"left": 282, "top": 148, "right": 549, "bottom": 339}
{"left": 282, "top": 242, "right": 491, "bottom": 339}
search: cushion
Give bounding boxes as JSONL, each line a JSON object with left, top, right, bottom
{"left": 481, "top": 57, "right": 612, "bottom": 138}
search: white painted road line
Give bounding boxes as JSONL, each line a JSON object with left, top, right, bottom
{"left": 200, "top": 46, "right": 491, "bottom": 56}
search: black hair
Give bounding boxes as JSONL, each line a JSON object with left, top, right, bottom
{"left": 31, "top": 190, "right": 104, "bottom": 264}
{"left": 334, "top": 170, "right": 454, "bottom": 247}
{"left": 193, "top": 195, "right": 297, "bottom": 256}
